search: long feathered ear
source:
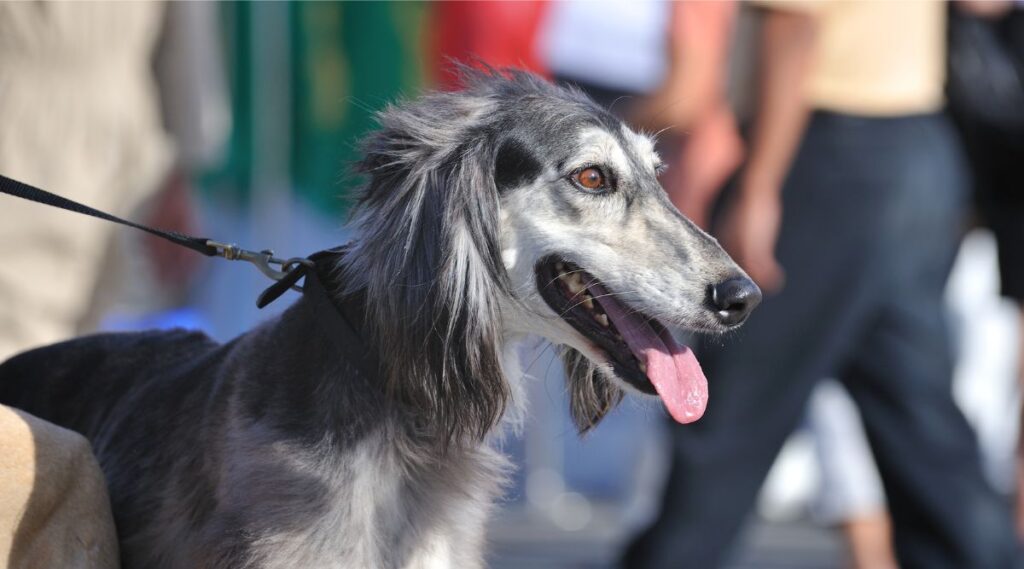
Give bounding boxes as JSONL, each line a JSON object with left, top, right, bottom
{"left": 339, "top": 90, "right": 511, "bottom": 449}
{"left": 561, "top": 347, "right": 624, "bottom": 433}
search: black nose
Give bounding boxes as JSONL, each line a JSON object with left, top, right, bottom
{"left": 708, "top": 277, "right": 762, "bottom": 326}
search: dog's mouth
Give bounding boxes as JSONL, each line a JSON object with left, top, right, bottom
{"left": 535, "top": 256, "right": 707, "bottom": 424}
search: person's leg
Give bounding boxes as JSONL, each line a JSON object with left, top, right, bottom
{"left": 841, "top": 113, "right": 1018, "bottom": 568}
{"left": 622, "top": 114, "right": 881, "bottom": 569}
{"left": 1016, "top": 306, "right": 1024, "bottom": 539}
{"left": 952, "top": 76, "right": 1024, "bottom": 543}
{"left": 843, "top": 301, "right": 1016, "bottom": 568}
{"left": 807, "top": 380, "right": 897, "bottom": 569}
{"left": 842, "top": 513, "right": 897, "bottom": 569}
{"left": 982, "top": 128, "right": 1024, "bottom": 541}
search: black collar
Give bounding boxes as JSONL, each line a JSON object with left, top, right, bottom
{"left": 263, "top": 248, "right": 380, "bottom": 381}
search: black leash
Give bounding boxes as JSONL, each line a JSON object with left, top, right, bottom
{"left": 0, "top": 174, "right": 313, "bottom": 308}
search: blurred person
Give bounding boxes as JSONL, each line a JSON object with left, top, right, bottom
{"left": 802, "top": 3, "right": 1024, "bottom": 565}
{"left": 946, "top": 0, "right": 1024, "bottom": 540}
{"left": 631, "top": 6, "right": 898, "bottom": 566}
{"left": 0, "top": 1, "right": 228, "bottom": 359}
{"left": 0, "top": 3, "right": 226, "bottom": 566}
{"left": 626, "top": 1, "right": 742, "bottom": 230}
{"left": 89, "top": 2, "right": 229, "bottom": 328}
{"left": 539, "top": 0, "right": 669, "bottom": 106}
{"left": 143, "top": 2, "right": 229, "bottom": 294}
{"left": 0, "top": 3, "right": 173, "bottom": 361}
{"left": 622, "top": 2, "right": 1020, "bottom": 568}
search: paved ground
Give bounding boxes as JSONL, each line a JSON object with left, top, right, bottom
{"left": 488, "top": 507, "right": 844, "bottom": 569}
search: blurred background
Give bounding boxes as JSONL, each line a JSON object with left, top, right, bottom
{"left": 1, "top": 2, "right": 1022, "bottom": 568}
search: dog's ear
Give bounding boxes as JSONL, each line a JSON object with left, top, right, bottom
{"left": 494, "top": 137, "right": 541, "bottom": 195}
{"left": 562, "top": 347, "right": 624, "bottom": 433}
{"left": 341, "top": 93, "right": 511, "bottom": 449}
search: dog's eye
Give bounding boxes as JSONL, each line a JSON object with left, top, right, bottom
{"left": 574, "top": 167, "right": 606, "bottom": 191}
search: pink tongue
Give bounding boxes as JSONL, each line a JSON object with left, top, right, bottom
{"left": 587, "top": 283, "right": 708, "bottom": 423}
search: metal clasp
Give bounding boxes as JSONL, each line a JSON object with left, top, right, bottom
{"left": 205, "top": 240, "right": 313, "bottom": 292}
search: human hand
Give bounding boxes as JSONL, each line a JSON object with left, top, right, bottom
{"left": 720, "top": 186, "right": 785, "bottom": 293}
{"left": 669, "top": 104, "right": 744, "bottom": 229}
{"left": 142, "top": 169, "right": 203, "bottom": 291}
{"left": 957, "top": 0, "right": 1012, "bottom": 19}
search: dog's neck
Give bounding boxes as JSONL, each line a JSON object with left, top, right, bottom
{"left": 320, "top": 239, "right": 524, "bottom": 452}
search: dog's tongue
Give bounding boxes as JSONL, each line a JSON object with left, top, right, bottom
{"left": 588, "top": 283, "right": 708, "bottom": 423}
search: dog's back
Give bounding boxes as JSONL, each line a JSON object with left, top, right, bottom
{"left": 0, "top": 330, "right": 220, "bottom": 441}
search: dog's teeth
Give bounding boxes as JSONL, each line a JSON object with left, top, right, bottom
{"left": 639, "top": 361, "right": 648, "bottom": 373}
{"left": 566, "top": 275, "right": 585, "bottom": 294}
{"left": 596, "top": 313, "right": 609, "bottom": 327}
{"left": 582, "top": 296, "right": 594, "bottom": 310}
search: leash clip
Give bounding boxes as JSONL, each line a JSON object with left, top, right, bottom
{"left": 206, "top": 240, "right": 313, "bottom": 292}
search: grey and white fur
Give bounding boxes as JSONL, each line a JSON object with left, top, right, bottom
{"left": 0, "top": 69, "right": 758, "bottom": 569}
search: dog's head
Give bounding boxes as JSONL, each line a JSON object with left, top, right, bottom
{"left": 341, "top": 68, "right": 759, "bottom": 447}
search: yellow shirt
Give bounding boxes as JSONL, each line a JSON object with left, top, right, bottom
{"left": 760, "top": 0, "right": 946, "bottom": 116}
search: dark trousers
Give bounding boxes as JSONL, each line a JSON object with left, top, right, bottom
{"left": 623, "top": 111, "right": 1019, "bottom": 569}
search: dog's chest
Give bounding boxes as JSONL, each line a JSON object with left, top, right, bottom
{"left": 250, "top": 437, "right": 504, "bottom": 569}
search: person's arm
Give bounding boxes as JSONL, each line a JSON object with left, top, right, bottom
{"left": 628, "top": 2, "right": 744, "bottom": 229}
{"left": 957, "top": 0, "right": 1013, "bottom": 19}
{"left": 629, "top": 1, "right": 736, "bottom": 132}
{"left": 721, "top": 8, "right": 818, "bottom": 292}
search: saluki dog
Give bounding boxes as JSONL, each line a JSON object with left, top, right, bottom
{"left": 0, "top": 69, "right": 759, "bottom": 569}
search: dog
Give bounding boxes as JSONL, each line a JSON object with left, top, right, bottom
{"left": 0, "top": 69, "right": 759, "bottom": 569}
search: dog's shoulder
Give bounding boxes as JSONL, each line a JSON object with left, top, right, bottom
{"left": 1, "top": 328, "right": 217, "bottom": 375}
{"left": 0, "top": 329, "right": 221, "bottom": 431}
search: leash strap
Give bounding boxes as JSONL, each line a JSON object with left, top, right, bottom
{"left": 0, "top": 174, "right": 220, "bottom": 257}
{"left": 0, "top": 174, "right": 314, "bottom": 307}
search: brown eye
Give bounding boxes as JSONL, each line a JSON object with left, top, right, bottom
{"left": 575, "top": 167, "right": 605, "bottom": 191}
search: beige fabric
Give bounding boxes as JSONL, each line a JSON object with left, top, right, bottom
{"left": 755, "top": 0, "right": 946, "bottom": 116}
{"left": 0, "top": 1, "right": 173, "bottom": 361}
{"left": 0, "top": 405, "right": 119, "bottom": 569}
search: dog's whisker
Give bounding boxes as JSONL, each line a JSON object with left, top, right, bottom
{"left": 653, "top": 124, "right": 676, "bottom": 139}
